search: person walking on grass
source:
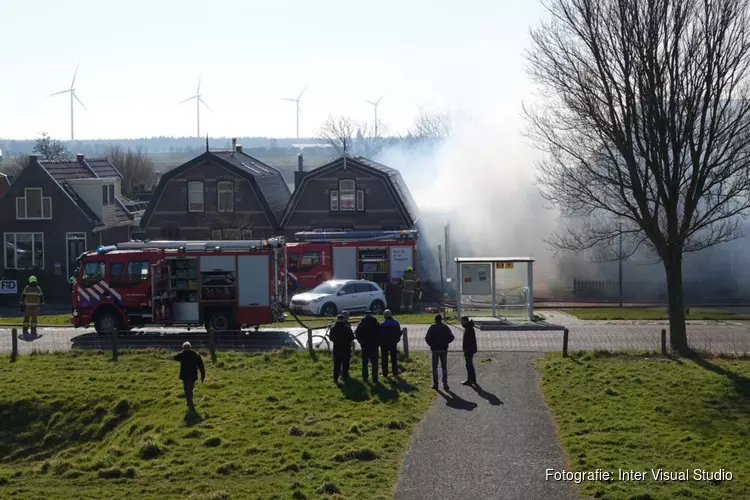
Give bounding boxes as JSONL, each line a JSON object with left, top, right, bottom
{"left": 356, "top": 310, "right": 381, "bottom": 383}
{"left": 461, "top": 316, "right": 478, "bottom": 386}
{"left": 329, "top": 314, "right": 355, "bottom": 384}
{"left": 174, "top": 342, "right": 205, "bottom": 412}
{"left": 380, "top": 309, "right": 402, "bottom": 377}
{"left": 425, "top": 314, "right": 454, "bottom": 390}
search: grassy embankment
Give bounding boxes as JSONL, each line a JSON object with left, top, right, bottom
{"left": 538, "top": 352, "right": 750, "bottom": 499}
{"left": 564, "top": 307, "right": 750, "bottom": 321}
{"left": 0, "top": 350, "right": 434, "bottom": 500}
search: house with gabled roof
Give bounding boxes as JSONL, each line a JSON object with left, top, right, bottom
{"left": 139, "top": 143, "right": 291, "bottom": 241}
{"left": 0, "top": 154, "right": 144, "bottom": 300}
{"left": 279, "top": 155, "right": 419, "bottom": 235}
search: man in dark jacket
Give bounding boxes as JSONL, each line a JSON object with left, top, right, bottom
{"left": 328, "top": 314, "right": 355, "bottom": 383}
{"left": 174, "top": 341, "right": 205, "bottom": 412}
{"left": 424, "top": 314, "right": 455, "bottom": 390}
{"left": 380, "top": 309, "right": 402, "bottom": 377}
{"left": 355, "top": 310, "right": 381, "bottom": 383}
{"left": 461, "top": 316, "right": 478, "bottom": 385}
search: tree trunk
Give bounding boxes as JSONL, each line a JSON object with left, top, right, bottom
{"left": 663, "top": 250, "right": 689, "bottom": 353}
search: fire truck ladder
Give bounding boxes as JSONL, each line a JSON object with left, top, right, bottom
{"left": 95, "top": 238, "right": 287, "bottom": 253}
{"left": 293, "top": 230, "right": 418, "bottom": 242}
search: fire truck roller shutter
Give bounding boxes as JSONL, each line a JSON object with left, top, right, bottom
{"left": 238, "top": 255, "right": 270, "bottom": 307}
{"left": 332, "top": 247, "right": 357, "bottom": 280}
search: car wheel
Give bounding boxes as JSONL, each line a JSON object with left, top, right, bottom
{"left": 207, "top": 312, "right": 231, "bottom": 333}
{"left": 320, "top": 302, "right": 338, "bottom": 317}
{"left": 370, "top": 300, "right": 385, "bottom": 315}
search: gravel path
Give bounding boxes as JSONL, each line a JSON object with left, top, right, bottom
{"left": 393, "top": 352, "right": 577, "bottom": 500}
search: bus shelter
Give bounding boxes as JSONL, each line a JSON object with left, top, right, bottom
{"left": 455, "top": 257, "right": 535, "bottom": 321}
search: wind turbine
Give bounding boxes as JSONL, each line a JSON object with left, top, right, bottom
{"left": 414, "top": 101, "right": 429, "bottom": 114}
{"left": 47, "top": 65, "right": 87, "bottom": 141}
{"left": 362, "top": 94, "right": 386, "bottom": 136}
{"left": 278, "top": 85, "right": 307, "bottom": 139}
{"left": 178, "top": 76, "right": 213, "bottom": 138}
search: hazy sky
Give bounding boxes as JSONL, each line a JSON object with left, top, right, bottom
{"left": 0, "top": 0, "right": 545, "bottom": 140}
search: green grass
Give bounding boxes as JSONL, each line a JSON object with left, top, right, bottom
{"left": 0, "top": 314, "right": 72, "bottom": 327}
{"left": 538, "top": 352, "right": 750, "bottom": 499}
{"left": 564, "top": 307, "right": 750, "bottom": 321}
{"left": 0, "top": 350, "right": 434, "bottom": 499}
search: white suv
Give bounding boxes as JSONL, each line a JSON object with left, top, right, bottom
{"left": 289, "top": 279, "right": 387, "bottom": 317}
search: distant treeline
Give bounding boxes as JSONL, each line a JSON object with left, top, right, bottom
{"left": 0, "top": 136, "right": 333, "bottom": 158}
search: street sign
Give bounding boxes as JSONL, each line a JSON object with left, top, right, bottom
{"left": 496, "top": 262, "right": 514, "bottom": 269}
{"left": 0, "top": 280, "right": 18, "bottom": 294}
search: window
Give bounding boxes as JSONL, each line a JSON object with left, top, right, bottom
{"left": 329, "top": 190, "right": 339, "bottom": 211}
{"left": 109, "top": 184, "right": 115, "bottom": 204}
{"left": 109, "top": 262, "right": 125, "bottom": 284}
{"left": 211, "top": 229, "right": 222, "bottom": 240}
{"left": 241, "top": 229, "right": 253, "bottom": 240}
{"left": 355, "top": 283, "right": 373, "bottom": 293}
{"left": 188, "top": 181, "right": 205, "bottom": 212}
{"left": 300, "top": 251, "right": 320, "bottom": 267}
{"left": 339, "top": 180, "right": 355, "bottom": 211}
{"left": 4, "top": 233, "right": 44, "bottom": 269}
{"left": 81, "top": 261, "right": 105, "bottom": 287}
{"left": 223, "top": 229, "right": 239, "bottom": 240}
{"left": 340, "top": 283, "right": 357, "bottom": 295}
{"left": 288, "top": 252, "right": 300, "bottom": 269}
{"left": 161, "top": 227, "right": 180, "bottom": 238}
{"left": 102, "top": 185, "right": 108, "bottom": 205}
{"left": 217, "top": 181, "right": 234, "bottom": 212}
{"left": 16, "top": 188, "right": 52, "bottom": 219}
{"left": 126, "top": 261, "right": 150, "bottom": 283}
{"left": 356, "top": 190, "right": 365, "bottom": 211}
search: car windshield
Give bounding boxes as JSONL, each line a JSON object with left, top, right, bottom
{"left": 311, "top": 282, "right": 342, "bottom": 294}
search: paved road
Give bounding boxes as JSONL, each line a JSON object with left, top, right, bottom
{"left": 394, "top": 352, "right": 577, "bottom": 500}
{"left": 3, "top": 319, "right": 749, "bottom": 355}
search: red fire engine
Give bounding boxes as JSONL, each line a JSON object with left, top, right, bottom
{"left": 286, "top": 230, "right": 418, "bottom": 304}
{"left": 71, "top": 238, "right": 288, "bottom": 335}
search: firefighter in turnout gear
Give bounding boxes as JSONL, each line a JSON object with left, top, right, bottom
{"left": 400, "top": 267, "right": 420, "bottom": 314}
{"left": 21, "top": 276, "right": 45, "bottom": 336}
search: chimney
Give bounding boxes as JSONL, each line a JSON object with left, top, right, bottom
{"left": 231, "top": 138, "right": 237, "bottom": 152}
{"left": 155, "top": 170, "right": 161, "bottom": 187}
{"left": 236, "top": 144, "right": 243, "bottom": 153}
{"left": 76, "top": 153, "right": 84, "bottom": 162}
{"left": 293, "top": 153, "right": 306, "bottom": 192}
{"left": 29, "top": 154, "right": 38, "bottom": 162}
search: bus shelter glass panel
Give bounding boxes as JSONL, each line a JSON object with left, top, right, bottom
{"left": 457, "top": 260, "right": 533, "bottom": 321}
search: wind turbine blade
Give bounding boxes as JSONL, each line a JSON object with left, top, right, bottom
{"left": 71, "top": 64, "right": 79, "bottom": 89}
{"left": 47, "top": 89, "right": 71, "bottom": 97}
{"left": 73, "top": 93, "right": 88, "bottom": 111}
{"left": 298, "top": 84, "right": 308, "bottom": 100}
{"left": 278, "top": 97, "right": 297, "bottom": 102}
{"left": 199, "top": 97, "right": 213, "bottom": 111}
{"left": 178, "top": 96, "right": 197, "bottom": 105}
{"left": 197, "top": 75, "right": 201, "bottom": 95}
{"left": 376, "top": 94, "right": 386, "bottom": 105}
{"left": 362, "top": 98, "right": 375, "bottom": 105}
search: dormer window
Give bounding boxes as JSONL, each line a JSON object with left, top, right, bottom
{"left": 16, "top": 188, "right": 52, "bottom": 219}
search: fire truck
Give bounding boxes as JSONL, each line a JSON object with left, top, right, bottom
{"left": 71, "top": 238, "right": 288, "bottom": 335}
{"left": 287, "top": 230, "right": 418, "bottom": 306}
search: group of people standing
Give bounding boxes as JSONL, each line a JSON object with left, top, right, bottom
{"left": 327, "top": 309, "right": 479, "bottom": 391}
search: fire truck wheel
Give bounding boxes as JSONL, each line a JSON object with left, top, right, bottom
{"left": 94, "top": 309, "right": 124, "bottom": 336}
{"left": 319, "top": 303, "right": 338, "bottom": 317}
{"left": 370, "top": 300, "right": 385, "bottom": 315}
{"left": 206, "top": 311, "right": 231, "bottom": 333}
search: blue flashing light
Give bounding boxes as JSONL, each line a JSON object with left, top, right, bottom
{"left": 97, "top": 245, "right": 117, "bottom": 254}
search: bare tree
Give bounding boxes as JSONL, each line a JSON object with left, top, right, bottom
{"left": 106, "top": 146, "right": 156, "bottom": 197}
{"left": 33, "top": 132, "right": 70, "bottom": 161}
{"left": 2, "top": 155, "right": 30, "bottom": 178}
{"left": 193, "top": 212, "right": 258, "bottom": 240}
{"left": 318, "top": 115, "right": 391, "bottom": 158}
{"left": 525, "top": 0, "right": 750, "bottom": 351}
{"left": 408, "top": 111, "right": 452, "bottom": 139}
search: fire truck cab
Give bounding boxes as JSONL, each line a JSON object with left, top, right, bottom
{"left": 71, "top": 238, "right": 287, "bottom": 335}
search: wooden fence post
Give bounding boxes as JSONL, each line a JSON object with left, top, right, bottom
{"left": 661, "top": 329, "right": 667, "bottom": 356}
{"left": 402, "top": 327, "right": 409, "bottom": 359}
{"left": 10, "top": 328, "right": 18, "bottom": 363}
{"left": 209, "top": 329, "right": 217, "bottom": 364}
{"left": 562, "top": 328, "right": 569, "bottom": 358}
{"left": 110, "top": 329, "right": 118, "bottom": 362}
